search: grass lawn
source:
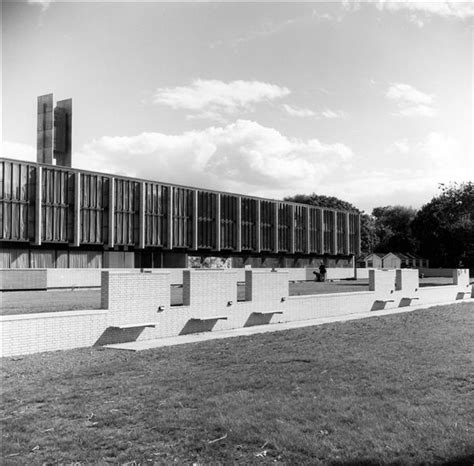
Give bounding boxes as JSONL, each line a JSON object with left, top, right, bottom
{"left": 1, "top": 281, "right": 371, "bottom": 316}
{"left": 2, "top": 302, "right": 473, "bottom": 464}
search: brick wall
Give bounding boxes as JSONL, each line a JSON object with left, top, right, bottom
{"left": 1, "top": 268, "right": 472, "bottom": 357}
{"left": 0, "top": 269, "right": 47, "bottom": 291}
{"left": 453, "top": 269, "right": 470, "bottom": 287}
{"left": 419, "top": 268, "right": 456, "bottom": 278}
{"left": 46, "top": 268, "right": 103, "bottom": 289}
{"left": 0, "top": 310, "right": 108, "bottom": 357}
{"left": 355, "top": 268, "right": 375, "bottom": 280}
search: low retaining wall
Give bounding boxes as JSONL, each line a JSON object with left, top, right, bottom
{"left": 419, "top": 268, "right": 457, "bottom": 278}
{"left": 1, "top": 269, "right": 471, "bottom": 357}
{"left": 355, "top": 268, "right": 375, "bottom": 280}
{"left": 46, "top": 268, "right": 103, "bottom": 289}
{"left": 1, "top": 310, "right": 109, "bottom": 356}
{"left": 1, "top": 266, "right": 358, "bottom": 291}
{"left": 0, "top": 269, "right": 47, "bottom": 291}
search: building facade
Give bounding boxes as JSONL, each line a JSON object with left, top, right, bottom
{"left": 0, "top": 157, "right": 361, "bottom": 268}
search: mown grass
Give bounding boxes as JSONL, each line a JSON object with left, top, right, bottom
{"left": 1, "top": 303, "right": 473, "bottom": 464}
{"left": 1, "top": 281, "right": 370, "bottom": 316}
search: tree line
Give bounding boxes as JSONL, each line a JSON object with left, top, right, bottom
{"left": 284, "top": 182, "right": 474, "bottom": 269}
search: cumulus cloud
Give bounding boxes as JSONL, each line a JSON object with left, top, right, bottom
{"left": 153, "top": 79, "right": 290, "bottom": 121}
{"left": 74, "top": 119, "right": 353, "bottom": 199}
{"left": 386, "top": 83, "right": 437, "bottom": 117}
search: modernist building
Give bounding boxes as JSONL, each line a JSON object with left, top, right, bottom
{"left": 0, "top": 95, "right": 361, "bottom": 269}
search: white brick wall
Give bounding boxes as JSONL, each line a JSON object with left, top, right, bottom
{"left": 46, "top": 268, "right": 103, "bottom": 288}
{"left": 0, "top": 269, "right": 47, "bottom": 290}
{"left": 1, "top": 268, "right": 472, "bottom": 357}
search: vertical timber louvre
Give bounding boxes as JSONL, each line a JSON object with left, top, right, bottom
{"left": 220, "top": 194, "right": 238, "bottom": 250}
{"left": 144, "top": 182, "right": 168, "bottom": 248}
{"left": 114, "top": 178, "right": 139, "bottom": 246}
{"left": 41, "top": 167, "right": 73, "bottom": 243}
{"left": 278, "top": 202, "right": 292, "bottom": 252}
{"left": 241, "top": 197, "right": 257, "bottom": 251}
{"left": 197, "top": 190, "right": 217, "bottom": 249}
{"left": 80, "top": 173, "right": 109, "bottom": 245}
{"left": 260, "top": 200, "right": 275, "bottom": 252}
{"left": 0, "top": 160, "right": 36, "bottom": 242}
{"left": 172, "top": 187, "right": 193, "bottom": 248}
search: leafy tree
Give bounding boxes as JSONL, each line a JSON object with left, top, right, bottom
{"left": 372, "top": 205, "right": 418, "bottom": 253}
{"left": 360, "top": 213, "right": 377, "bottom": 255}
{"left": 283, "top": 193, "right": 359, "bottom": 212}
{"left": 412, "top": 182, "right": 474, "bottom": 268}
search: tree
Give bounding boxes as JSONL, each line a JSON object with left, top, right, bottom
{"left": 371, "top": 205, "right": 418, "bottom": 253}
{"left": 283, "top": 193, "right": 359, "bottom": 212}
{"left": 412, "top": 182, "right": 474, "bottom": 268}
{"left": 360, "top": 213, "right": 377, "bottom": 255}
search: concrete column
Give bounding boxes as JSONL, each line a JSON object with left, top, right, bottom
{"left": 193, "top": 189, "right": 199, "bottom": 250}
{"left": 345, "top": 212, "right": 350, "bottom": 255}
{"left": 167, "top": 186, "right": 174, "bottom": 249}
{"left": 357, "top": 214, "right": 361, "bottom": 256}
{"left": 290, "top": 204, "right": 295, "bottom": 254}
{"left": 108, "top": 177, "right": 115, "bottom": 248}
{"left": 236, "top": 196, "right": 242, "bottom": 252}
{"left": 306, "top": 206, "right": 311, "bottom": 254}
{"left": 73, "top": 172, "right": 81, "bottom": 247}
{"left": 216, "top": 193, "right": 221, "bottom": 251}
{"left": 256, "top": 200, "right": 261, "bottom": 253}
{"left": 333, "top": 210, "right": 338, "bottom": 255}
{"left": 274, "top": 203, "right": 279, "bottom": 253}
{"left": 321, "top": 208, "right": 325, "bottom": 254}
{"left": 138, "top": 182, "right": 146, "bottom": 249}
{"left": 34, "top": 166, "right": 42, "bottom": 246}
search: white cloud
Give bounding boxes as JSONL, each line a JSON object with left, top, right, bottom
{"left": 390, "top": 132, "right": 461, "bottom": 169}
{"left": 282, "top": 104, "right": 317, "bottom": 118}
{"left": 153, "top": 79, "right": 290, "bottom": 121}
{"left": 375, "top": 1, "right": 474, "bottom": 21}
{"left": 28, "top": 0, "right": 53, "bottom": 11}
{"left": 2, "top": 141, "right": 36, "bottom": 161}
{"left": 386, "top": 83, "right": 433, "bottom": 105}
{"left": 386, "top": 83, "right": 437, "bottom": 117}
{"left": 282, "top": 104, "right": 349, "bottom": 119}
{"left": 346, "top": 1, "right": 474, "bottom": 25}
{"left": 397, "top": 105, "right": 437, "bottom": 118}
{"left": 327, "top": 131, "right": 469, "bottom": 212}
{"left": 321, "top": 109, "right": 349, "bottom": 119}
{"left": 74, "top": 119, "right": 353, "bottom": 199}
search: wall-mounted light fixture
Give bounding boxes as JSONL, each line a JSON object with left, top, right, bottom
{"left": 157, "top": 306, "right": 165, "bottom": 312}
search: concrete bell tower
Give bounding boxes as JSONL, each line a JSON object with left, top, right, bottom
{"left": 37, "top": 93, "right": 72, "bottom": 167}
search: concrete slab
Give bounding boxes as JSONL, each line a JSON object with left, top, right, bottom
{"left": 103, "top": 298, "right": 474, "bottom": 352}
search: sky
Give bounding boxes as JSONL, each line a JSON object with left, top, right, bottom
{"left": 2, "top": 0, "right": 473, "bottom": 213}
